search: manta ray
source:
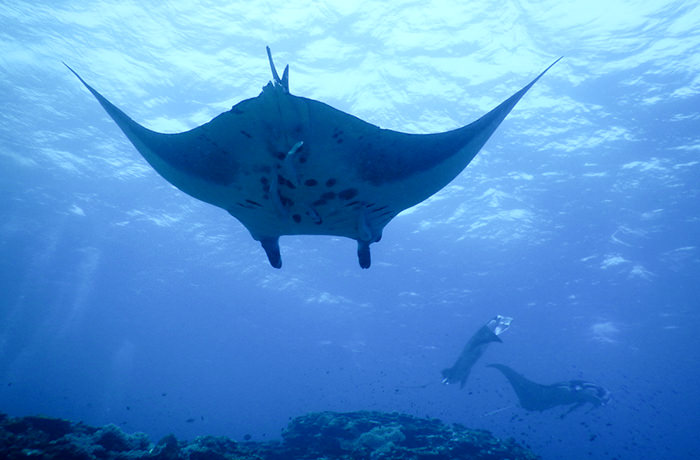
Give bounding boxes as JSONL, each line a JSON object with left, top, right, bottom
{"left": 488, "top": 364, "right": 611, "bottom": 416}
{"left": 67, "top": 48, "right": 560, "bottom": 268}
{"left": 442, "top": 315, "right": 512, "bottom": 388}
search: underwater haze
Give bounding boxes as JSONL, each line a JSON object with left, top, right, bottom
{"left": 1, "top": 1, "right": 700, "bottom": 459}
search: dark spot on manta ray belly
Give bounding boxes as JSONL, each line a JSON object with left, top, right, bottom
{"left": 326, "top": 178, "right": 336, "bottom": 187}
{"left": 240, "top": 130, "right": 252, "bottom": 138}
{"left": 338, "top": 188, "right": 358, "bottom": 200}
{"left": 292, "top": 214, "right": 301, "bottom": 223}
{"left": 304, "top": 179, "right": 318, "bottom": 186}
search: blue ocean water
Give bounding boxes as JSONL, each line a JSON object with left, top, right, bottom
{"left": 1, "top": 1, "right": 699, "bottom": 459}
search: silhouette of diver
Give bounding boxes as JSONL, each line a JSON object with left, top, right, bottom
{"left": 442, "top": 315, "right": 512, "bottom": 388}
{"left": 488, "top": 363, "right": 611, "bottom": 417}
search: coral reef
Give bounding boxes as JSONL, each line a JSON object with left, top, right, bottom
{"left": 0, "top": 410, "right": 539, "bottom": 459}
